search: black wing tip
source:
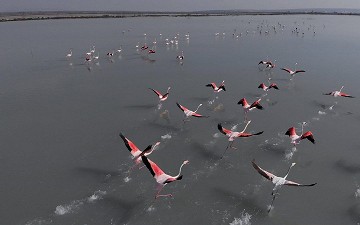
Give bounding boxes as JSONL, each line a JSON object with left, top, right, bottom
{"left": 308, "top": 182, "right": 317, "bottom": 186}
{"left": 177, "top": 175, "right": 183, "bottom": 180}
{"left": 205, "top": 84, "right": 212, "bottom": 87}
{"left": 254, "top": 131, "right": 264, "bottom": 135}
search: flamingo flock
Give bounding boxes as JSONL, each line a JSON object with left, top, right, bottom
{"left": 63, "top": 27, "right": 355, "bottom": 215}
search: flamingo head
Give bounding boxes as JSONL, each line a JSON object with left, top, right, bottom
{"left": 291, "top": 162, "right": 296, "bottom": 167}
{"left": 183, "top": 160, "right": 190, "bottom": 165}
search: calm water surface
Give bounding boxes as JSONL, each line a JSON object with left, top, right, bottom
{"left": 0, "top": 15, "right": 360, "bottom": 225}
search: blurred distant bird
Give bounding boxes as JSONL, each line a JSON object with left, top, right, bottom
{"left": 323, "top": 86, "right": 354, "bottom": 98}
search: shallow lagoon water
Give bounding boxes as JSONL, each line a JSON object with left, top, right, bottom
{"left": 0, "top": 15, "right": 360, "bottom": 225}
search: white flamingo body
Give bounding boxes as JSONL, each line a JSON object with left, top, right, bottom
{"left": 66, "top": 49, "right": 72, "bottom": 58}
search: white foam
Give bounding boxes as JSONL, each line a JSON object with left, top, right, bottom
{"left": 318, "top": 111, "right": 326, "bottom": 115}
{"left": 124, "top": 176, "right": 131, "bottom": 183}
{"left": 213, "top": 133, "right": 221, "bottom": 138}
{"left": 55, "top": 200, "right": 83, "bottom": 215}
{"left": 88, "top": 190, "right": 107, "bottom": 203}
{"left": 147, "top": 205, "right": 156, "bottom": 212}
{"left": 25, "top": 218, "right": 52, "bottom": 225}
{"left": 161, "top": 133, "right": 172, "bottom": 139}
{"left": 229, "top": 211, "right": 252, "bottom": 225}
{"left": 355, "top": 187, "right": 360, "bottom": 198}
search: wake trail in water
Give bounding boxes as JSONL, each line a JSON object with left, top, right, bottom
{"left": 229, "top": 210, "right": 252, "bottom": 225}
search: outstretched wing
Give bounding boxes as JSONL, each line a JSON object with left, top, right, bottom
{"left": 294, "top": 70, "right": 306, "bottom": 74}
{"left": 301, "top": 131, "right": 315, "bottom": 144}
{"left": 149, "top": 88, "right": 162, "bottom": 98}
{"left": 252, "top": 160, "right": 275, "bottom": 181}
{"left": 176, "top": 102, "right": 188, "bottom": 112}
{"left": 141, "top": 156, "right": 165, "bottom": 177}
{"left": 285, "top": 180, "right": 317, "bottom": 187}
{"left": 281, "top": 68, "right": 292, "bottom": 73}
{"left": 218, "top": 123, "right": 232, "bottom": 135}
{"left": 239, "top": 131, "right": 264, "bottom": 137}
{"left": 192, "top": 113, "right": 208, "bottom": 118}
{"left": 119, "top": 133, "right": 141, "bottom": 157}
{"left": 206, "top": 83, "right": 216, "bottom": 89}
{"left": 339, "top": 92, "right": 354, "bottom": 98}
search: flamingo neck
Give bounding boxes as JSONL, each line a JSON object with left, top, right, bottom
{"left": 175, "top": 162, "right": 187, "bottom": 178}
{"left": 241, "top": 120, "right": 251, "bottom": 133}
{"left": 194, "top": 104, "right": 202, "bottom": 113}
{"left": 284, "top": 164, "right": 295, "bottom": 179}
{"left": 339, "top": 86, "right": 344, "bottom": 92}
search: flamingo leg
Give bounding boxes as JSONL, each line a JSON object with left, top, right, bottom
{"left": 155, "top": 184, "right": 172, "bottom": 199}
{"left": 268, "top": 193, "right": 277, "bottom": 213}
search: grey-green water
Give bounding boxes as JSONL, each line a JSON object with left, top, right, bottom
{"left": 0, "top": 15, "right": 359, "bottom": 225}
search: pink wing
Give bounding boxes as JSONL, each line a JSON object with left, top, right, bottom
{"left": 191, "top": 112, "right": 207, "bottom": 118}
{"left": 285, "top": 180, "right": 317, "bottom": 187}
{"left": 217, "top": 123, "right": 232, "bottom": 135}
{"left": 149, "top": 88, "right": 163, "bottom": 98}
{"left": 339, "top": 92, "right": 354, "bottom": 98}
{"left": 301, "top": 131, "right": 315, "bottom": 144}
{"left": 206, "top": 83, "right": 217, "bottom": 89}
{"left": 281, "top": 68, "right": 292, "bottom": 73}
{"left": 176, "top": 102, "right": 188, "bottom": 112}
{"left": 142, "top": 156, "right": 165, "bottom": 177}
{"left": 119, "top": 133, "right": 142, "bottom": 157}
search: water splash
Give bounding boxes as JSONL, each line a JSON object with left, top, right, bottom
{"left": 213, "top": 132, "right": 221, "bottom": 138}
{"left": 285, "top": 146, "right": 297, "bottom": 160}
{"left": 55, "top": 190, "right": 107, "bottom": 215}
{"left": 25, "top": 218, "right": 52, "bottom": 225}
{"left": 88, "top": 190, "right": 107, "bottom": 203}
{"left": 55, "top": 199, "right": 84, "bottom": 215}
{"left": 124, "top": 176, "right": 131, "bottom": 183}
{"left": 229, "top": 210, "right": 252, "bottom": 225}
{"left": 147, "top": 205, "right": 156, "bottom": 213}
{"left": 161, "top": 133, "right": 172, "bottom": 140}
{"left": 355, "top": 187, "right": 360, "bottom": 198}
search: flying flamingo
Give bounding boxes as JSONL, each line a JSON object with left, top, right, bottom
{"left": 149, "top": 87, "right": 171, "bottom": 102}
{"left": 107, "top": 51, "right": 115, "bottom": 57}
{"left": 117, "top": 46, "right": 122, "bottom": 53}
{"left": 258, "top": 60, "right": 275, "bottom": 69}
{"left": 119, "top": 133, "right": 160, "bottom": 171}
{"left": 323, "top": 86, "right": 354, "bottom": 98}
{"left": 148, "top": 49, "right": 156, "bottom": 54}
{"left": 285, "top": 122, "right": 315, "bottom": 146}
{"left": 176, "top": 51, "right": 184, "bottom": 60}
{"left": 176, "top": 102, "right": 208, "bottom": 122}
{"left": 206, "top": 81, "right": 226, "bottom": 93}
{"left": 141, "top": 44, "right": 148, "bottom": 50}
{"left": 237, "top": 98, "right": 264, "bottom": 121}
{"left": 281, "top": 63, "right": 305, "bottom": 79}
{"left": 141, "top": 156, "right": 189, "bottom": 199}
{"left": 217, "top": 121, "right": 263, "bottom": 158}
{"left": 252, "top": 159, "right": 317, "bottom": 212}
{"left": 66, "top": 49, "right": 72, "bottom": 58}
{"left": 258, "top": 78, "right": 279, "bottom": 92}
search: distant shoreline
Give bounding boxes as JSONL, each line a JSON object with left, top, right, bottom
{"left": 1, "top": 11, "right": 359, "bottom": 22}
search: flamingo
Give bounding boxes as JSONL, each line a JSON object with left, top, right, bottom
{"left": 258, "top": 60, "right": 275, "bottom": 68}
{"left": 176, "top": 102, "right": 208, "bottom": 122}
{"left": 281, "top": 63, "right": 305, "bottom": 79}
{"left": 176, "top": 51, "right": 184, "bottom": 60}
{"left": 66, "top": 49, "right": 72, "bottom": 58}
{"left": 258, "top": 78, "right": 279, "bottom": 92}
{"left": 141, "top": 156, "right": 189, "bottom": 199}
{"left": 148, "top": 49, "right": 156, "bottom": 54}
{"left": 206, "top": 81, "right": 226, "bottom": 93}
{"left": 117, "top": 46, "right": 122, "bottom": 53}
{"left": 149, "top": 87, "right": 171, "bottom": 102}
{"left": 323, "top": 86, "right": 354, "bottom": 98}
{"left": 285, "top": 122, "right": 315, "bottom": 146}
{"left": 93, "top": 52, "right": 99, "bottom": 60}
{"left": 141, "top": 44, "right": 148, "bottom": 50}
{"left": 237, "top": 98, "right": 263, "bottom": 121}
{"left": 119, "top": 133, "right": 160, "bottom": 171}
{"left": 217, "top": 121, "right": 263, "bottom": 158}
{"left": 252, "top": 159, "right": 317, "bottom": 212}
{"left": 107, "top": 51, "right": 114, "bottom": 57}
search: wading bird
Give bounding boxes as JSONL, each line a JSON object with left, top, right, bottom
{"left": 237, "top": 98, "right": 263, "bottom": 121}
{"left": 176, "top": 102, "right": 208, "bottom": 122}
{"left": 217, "top": 121, "right": 263, "bottom": 158}
{"left": 252, "top": 159, "right": 317, "bottom": 212}
{"left": 119, "top": 133, "right": 160, "bottom": 171}
{"left": 323, "top": 86, "right": 354, "bottom": 98}
{"left": 206, "top": 81, "right": 226, "bottom": 93}
{"left": 142, "top": 156, "right": 189, "bottom": 199}
{"left": 285, "top": 122, "right": 315, "bottom": 146}
{"left": 176, "top": 51, "right": 184, "bottom": 60}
